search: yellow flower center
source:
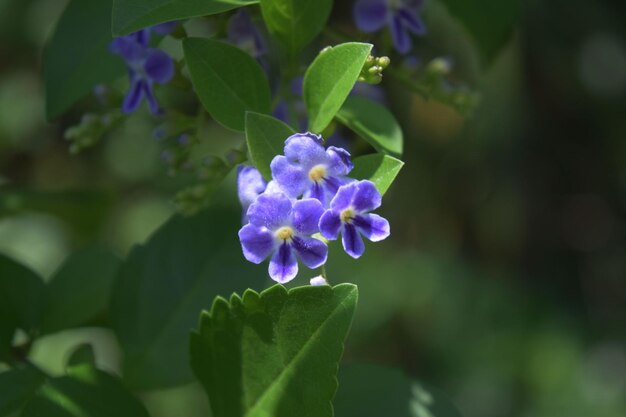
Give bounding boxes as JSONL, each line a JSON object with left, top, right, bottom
{"left": 340, "top": 208, "right": 355, "bottom": 223}
{"left": 275, "top": 226, "right": 295, "bottom": 241}
{"left": 308, "top": 164, "right": 327, "bottom": 182}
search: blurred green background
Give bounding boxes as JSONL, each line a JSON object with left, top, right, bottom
{"left": 1, "top": 0, "right": 625, "bottom": 416}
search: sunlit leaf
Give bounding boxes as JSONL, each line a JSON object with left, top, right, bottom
{"left": 112, "top": 0, "right": 257, "bottom": 36}
{"left": 336, "top": 97, "right": 403, "bottom": 157}
{"left": 350, "top": 154, "right": 404, "bottom": 195}
{"left": 184, "top": 38, "right": 272, "bottom": 132}
{"left": 259, "top": 0, "right": 332, "bottom": 56}
{"left": 245, "top": 112, "right": 296, "bottom": 181}
{"left": 304, "top": 43, "right": 373, "bottom": 133}
{"left": 190, "top": 284, "right": 358, "bottom": 417}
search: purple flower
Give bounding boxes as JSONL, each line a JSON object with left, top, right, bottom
{"left": 237, "top": 165, "right": 267, "bottom": 221}
{"left": 110, "top": 28, "right": 175, "bottom": 114}
{"left": 270, "top": 133, "right": 354, "bottom": 207}
{"left": 353, "top": 0, "right": 427, "bottom": 54}
{"left": 227, "top": 9, "right": 267, "bottom": 58}
{"left": 319, "top": 180, "right": 390, "bottom": 258}
{"left": 239, "top": 193, "right": 328, "bottom": 283}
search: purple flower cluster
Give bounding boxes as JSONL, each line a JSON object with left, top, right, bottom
{"left": 354, "top": 0, "right": 426, "bottom": 54}
{"left": 238, "top": 133, "right": 390, "bottom": 283}
{"left": 109, "top": 23, "right": 177, "bottom": 114}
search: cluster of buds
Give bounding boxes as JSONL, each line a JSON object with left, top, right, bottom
{"left": 358, "top": 54, "right": 391, "bottom": 85}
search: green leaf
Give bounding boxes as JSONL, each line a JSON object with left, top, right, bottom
{"left": 21, "top": 364, "right": 150, "bottom": 417}
{"left": 0, "top": 255, "right": 45, "bottom": 361}
{"left": 334, "top": 363, "right": 464, "bottom": 417}
{"left": 190, "top": 283, "right": 358, "bottom": 417}
{"left": 40, "top": 247, "right": 121, "bottom": 335}
{"left": 111, "top": 208, "right": 264, "bottom": 390}
{"left": 259, "top": 0, "right": 332, "bottom": 56}
{"left": 435, "top": 0, "right": 520, "bottom": 63}
{"left": 113, "top": 0, "right": 257, "bottom": 36}
{"left": 184, "top": 38, "right": 272, "bottom": 132}
{"left": 350, "top": 154, "right": 404, "bottom": 195}
{"left": 44, "top": 0, "right": 125, "bottom": 120}
{"left": 304, "top": 43, "right": 373, "bottom": 134}
{"left": 66, "top": 344, "right": 97, "bottom": 369}
{"left": 336, "top": 97, "right": 403, "bottom": 157}
{"left": 0, "top": 366, "right": 46, "bottom": 416}
{"left": 245, "top": 112, "right": 296, "bottom": 180}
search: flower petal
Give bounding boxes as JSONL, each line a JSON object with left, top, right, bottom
{"left": 330, "top": 181, "right": 358, "bottom": 211}
{"left": 238, "top": 224, "right": 275, "bottom": 264}
{"left": 110, "top": 36, "right": 144, "bottom": 62}
{"left": 122, "top": 77, "right": 145, "bottom": 114}
{"left": 144, "top": 49, "right": 174, "bottom": 84}
{"left": 352, "top": 213, "right": 390, "bottom": 242}
{"left": 291, "top": 236, "right": 328, "bottom": 269}
{"left": 237, "top": 165, "right": 267, "bottom": 211}
{"left": 270, "top": 155, "right": 308, "bottom": 198}
{"left": 397, "top": 8, "right": 426, "bottom": 35}
{"left": 246, "top": 192, "right": 293, "bottom": 230}
{"left": 292, "top": 198, "right": 324, "bottom": 235}
{"left": 352, "top": 180, "right": 382, "bottom": 212}
{"left": 142, "top": 81, "right": 161, "bottom": 115}
{"left": 353, "top": 0, "right": 388, "bottom": 32}
{"left": 134, "top": 29, "right": 150, "bottom": 47}
{"left": 390, "top": 13, "right": 412, "bottom": 54}
{"left": 152, "top": 21, "right": 178, "bottom": 35}
{"left": 283, "top": 133, "right": 327, "bottom": 168}
{"left": 342, "top": 224, "right": 365, "bottom": 258}
{"left": 326, "top": 146, "right": 353, "bottom": 176}
{"left": 319, "top": 210, "right": 342, "bottom": 240}
{"left": 269, "top": 243, "right": 298, "bottom": 283}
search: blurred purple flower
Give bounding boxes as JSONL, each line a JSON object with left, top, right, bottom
{"left": 270, "top": 133, "right": 354, "bottom": 207}
{"left": 110, "top": 27, "right": 175, "bottom": 114}
{"left": 239, "top": 193, "right": 328, "bottom": 283}
{"left": 319, "top": 180, "right": 390, "bottom": 258}
{"left": 353, "top": 0, "right": 426, "bottom": 54}
{"left": 237, "top": 165, "right": 268, "bottom": 221}
{"left": 227, "top": 9, "right": 267, "bottom": 58}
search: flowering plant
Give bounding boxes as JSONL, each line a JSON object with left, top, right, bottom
{"left": 0, "top": 0, "right": 518, "bottom": 415}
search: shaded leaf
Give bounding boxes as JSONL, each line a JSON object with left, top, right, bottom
{"left": 304, "top": 43, "right": 373, "bottom": 133}
{"left": 40, "top": 247, "right": 121, "bottom": 335}
{"left": 66, "top": 344, "right": 96, "bottom": 369}
{"left": 259, "top": 0, "right": 332, "bottom": 56}
{"left": 44, "top": 0, "right": 125, "bottom": 120}
{"left": 350, "top": 154, "right": 404, "bottom": 195}
{"left": 21, "top": 364, "right": 150, "bottom": 417}
{"left": 190, "top": 284, "right": 358, "bottom": 417}
{"left": 334, "top": 363, "right": 464, "bottom": 417}
{"left": 184, "top": 38, "right": 272, "bottom": 132}
{"left": 245, "top": 112, "right": 296, "bottom": 181}
{"left": 435, "top": 0, "right": 520, "bottom": 63}
{"left": 113, "top": 0, "right": 257, "bottom": 36}
{"left": 336, "top": 97, "right": 403, "bottom": 157}
{"left": 0, "top": 365, "right": 45, "bottom": 416}
{"left": 111, "top": 208, "right": 265, "bottom": 390}
{"left": 0, "top": 255, "right": 44, "bottom": 362}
